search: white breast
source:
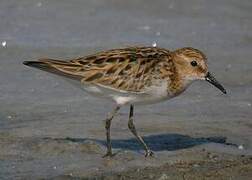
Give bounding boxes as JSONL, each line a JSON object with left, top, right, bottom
{"left": 111, "top": 80, "right": 172, "bottom": 105}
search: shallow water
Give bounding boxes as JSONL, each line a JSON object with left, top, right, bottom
{"left": 0, "top": 0, "right": 252, "bottom": 179}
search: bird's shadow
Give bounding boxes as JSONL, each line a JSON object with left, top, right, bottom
{"left": 43, "top": 133, "right": 237, "bottom": 152}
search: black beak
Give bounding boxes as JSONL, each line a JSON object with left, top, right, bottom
{"left": 205, "top": 72, "right": 227, "bottom": 94}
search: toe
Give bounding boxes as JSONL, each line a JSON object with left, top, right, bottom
{"left": 145, "top": 150, "right": 154, "bottom": 157}
{"left": 102, "top": 151, "right": 114, "bottom": 158}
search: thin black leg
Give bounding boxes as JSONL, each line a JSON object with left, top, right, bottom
{"left": 103, "top": 106, "right": 120, "bottom": 157}
{"left": 128, "top": 104, "right": 153, "bottom": 157}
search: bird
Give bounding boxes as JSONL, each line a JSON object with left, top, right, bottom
{"left": 23, "top": 46, "right": 226, "bottom": 157}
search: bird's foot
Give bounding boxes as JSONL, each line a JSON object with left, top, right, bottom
{"left": 102, "top": 151, "right": 114, "bottom": 158}
{"left": 145, "top": 150, "right": 154, "bottom": 157}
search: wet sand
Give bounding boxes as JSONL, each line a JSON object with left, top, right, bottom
{"left": 0, "top": 0, "right": 252, "bottom": 179}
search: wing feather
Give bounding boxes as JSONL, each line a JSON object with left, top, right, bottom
{"left": 24, "top": 47, "right": 173, "bottom": 92}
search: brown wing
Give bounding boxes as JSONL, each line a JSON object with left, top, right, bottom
{"left": 24, "top": 46, "right": 173, "bottom": 92}
{"left": 72, "top": 46, "right": 173, "bottom": 92}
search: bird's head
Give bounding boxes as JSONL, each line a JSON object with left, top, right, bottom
{"left": 172, "top": 47, "right": 226, "bottom": 94}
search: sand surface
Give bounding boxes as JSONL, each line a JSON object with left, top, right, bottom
{"left": 0, "top": 0, "right": 252, "bottom": 179}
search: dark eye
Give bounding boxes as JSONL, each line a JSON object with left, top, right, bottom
{"left": 190, "top": 61, "right": 197, "bottom": 67}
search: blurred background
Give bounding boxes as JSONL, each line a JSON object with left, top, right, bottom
{"left": 0, "top": 0, "right": 251, "bottom": 179}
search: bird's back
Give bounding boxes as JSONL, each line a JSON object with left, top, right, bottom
{"left": 24, "top": 46, "right": 176, "bottom": 93}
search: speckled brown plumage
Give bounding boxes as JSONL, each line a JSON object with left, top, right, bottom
{"left": 34, "top": 46, "right": 179, "bottom": 93}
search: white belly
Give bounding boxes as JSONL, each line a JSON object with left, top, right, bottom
{"left": 81, "top": 80, "right": 173, "bottom": 106}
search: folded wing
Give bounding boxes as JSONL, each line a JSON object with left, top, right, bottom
{"left": 23, "top": 47, "right": 172, "bottom": 92}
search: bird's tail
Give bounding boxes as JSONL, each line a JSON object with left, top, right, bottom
{"left": 23, "top": 59, "right": 83, "bottom": 80}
